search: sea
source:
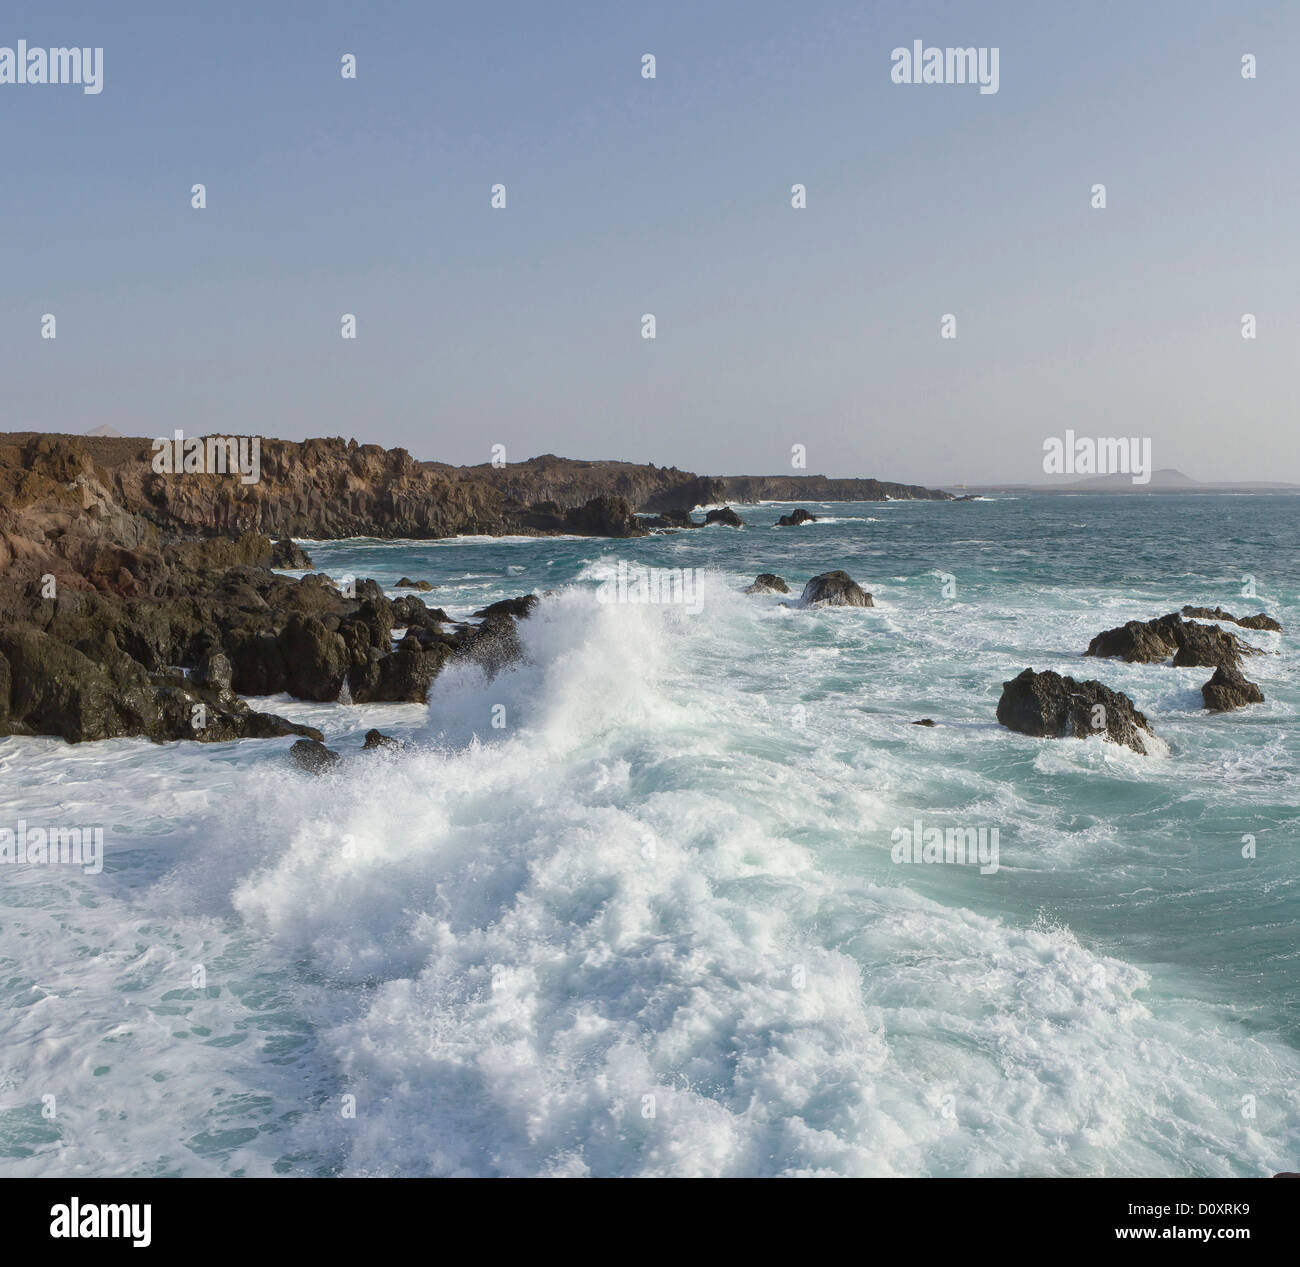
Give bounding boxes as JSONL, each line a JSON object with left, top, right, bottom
{"left": 1, "top": 493, "right": 1297, "bottom": 1177}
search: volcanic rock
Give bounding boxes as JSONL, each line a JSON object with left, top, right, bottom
{"left": 996, "top": 668, "right": 1158, "bottom": 755}
{"left": 744, "top": 573, "right": 790, "bottom": 594}
{"left": 290, "top": 739, "right": 340, "bottom": 774}
{"left": 1201, "top": 666, "right": 1265, "bottom": 712}
{"left": 776, "top": 508, "right": 817, "bottom": 526}
{"left": 704, "top": 506, "right": 744, "bottom": 527}
{"left": 270, "top": 538, "right": 313, "bottom": 569}
{"left": 1182, "top": 605, "right": 1282, "bottom": 633}
{"left": 797, "top": 570, "right": 873, "bottom": 608}
{"left": 1085, "top": 613, "right": 1255, "bottom": 672}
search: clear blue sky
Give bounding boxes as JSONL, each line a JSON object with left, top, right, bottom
{"left": 2, "top": 1, "right": 1297, "bottom": 484}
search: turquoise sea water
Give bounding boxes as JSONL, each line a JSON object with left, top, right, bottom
{"left": 0, "top": 494, "right": 1296, "bottom": 1175}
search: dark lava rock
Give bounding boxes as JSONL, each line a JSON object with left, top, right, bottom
{"left": 1182, "top": 605, "right": 1282, "bottom": 633}
{"left": 0, "top": 626, "right": 156, "bottom": 742}
{"left": 290, "top": 739, "right": 340, "bottom": 774}
{"left": 270, "top": 538, "right": 313, "bottom": 569}
{"left": 449, "top": 615, "right": 525, "bottom": 678}
{"left": 391, "top": 595, "right": 447, "bottom": 628}
{"left": 912, "top": 718, "right": 937, "bottom": 727}
{"left": 996, "top": 668, "right": 1158, "bottom": 755}
{"left": 797, "top": 570, "right": 873, "bottom": 608}
{"left": 191, "top": 651, "right": 233, "bottom": 695}
{"left": 560, "top": 495, "right": 646, "bottom": 538}
{"left": 278, "top": 612, "right": 350, "bottom": 702}
{"left": 348, "top": 642, "right": 448, "bottom": 703}
{"left": 642, "top": 508, "right": 698, "bottom": 530}
{"left": 1201, "top": 666, "right": 1265, "bottom": 712}
{"left": 395, "top": 577, "right": 433, "bottom": 591}
{"left": 1085, "top": 612, "right": 1255, "bottom": 672}
{"left": 472, "top": 595, "right": 539, "bottom": 620}
{"left": 362, "top": 728, "right": 403, "bottom": 751}
{"left": 0, "top": 626, "right": 320, "bottom": 745}
{"left": 776, "top": 508, "right": 818, "bottom": 527}
{"left": 703, "top": 506, "right": 744, "bottom": 528}
{"left": 744, "top": 573, "right": 790, "bottom": 594}
{"left": 152, "top": 676, "right": 322, "bottom": 743}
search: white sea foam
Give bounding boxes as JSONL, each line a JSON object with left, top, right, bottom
{"left": 2, "top": 572, "right": 1296, "bottom": 1177}
{"left": 8, "top": 488, "right": 1300, "bottom": 1179}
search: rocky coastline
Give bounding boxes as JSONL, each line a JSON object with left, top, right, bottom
{"left": 0, "top": 432, "right": 954, "bottom": 746}
{"left": 0, "top": 432, "right": 1281, "bottom": 751}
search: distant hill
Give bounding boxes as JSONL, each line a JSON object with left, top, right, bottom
{"left": 955, "top": 468, "right": 1300, "bottom": 495}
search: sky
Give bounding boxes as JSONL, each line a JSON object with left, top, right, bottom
{"left": 1, "top": 0, "right": 1297, "bottom": 485}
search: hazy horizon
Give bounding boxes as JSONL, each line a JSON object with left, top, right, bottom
{"left": 3, "top": 1, "right": 1298, "bottom": 485}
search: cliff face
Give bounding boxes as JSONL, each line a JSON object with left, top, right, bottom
{"left": 0, "top": 433, "right": 952, "bottom": 601}
{"left": 112, "top": 435, "right": 508, "bottom": 539}
{"left": 448, "top": 455, "right": 714, "bottom": 514}
{"left": 710, "top": 474, "right": 951, "bottom": 504}
{"left": 461, "top": 456, "right": 951, "bottom": 512}
{"left": 0, "top": 435, "right": 653, "bottom": 564}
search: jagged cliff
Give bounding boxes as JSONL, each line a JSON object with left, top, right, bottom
{"left": 455, "top": 455, "right": 951, "bottom": 512}
{"left": 0, "top": 432, "right": 951, "bottom": 602}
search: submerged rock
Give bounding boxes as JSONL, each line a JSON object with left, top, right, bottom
{"left": 912, "top": 718, "right": 937, "bottom": 727}
{"left": 996, "top": 668, "right": 1158, "bottom": 754}
{"left": 395, "top": 577, "right": 433, "bottom": 590}
{"left": 362, "top": 728, "right": 403, "bottom": 751}
{"left": 1201, "top": 666, "right": 1265, "bottom": 712}
{"left": 797, "top": 570, "right": 873, "bottom": 608}
{"left": 744, "top": 573, "right": 790, "bottom": 594}
{"left": 775, "top": 508, "right": 817, "bottom": 526}
{"left": 703, "top": 506, "right": 744, "bottom": 527}
{"left": 290, "top": 738, "right": 340, "bottom": 773}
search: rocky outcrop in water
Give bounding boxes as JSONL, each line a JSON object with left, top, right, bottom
{"left": 0, "top": 622, "right": 323, "bottom": 744}
{"left": 703, "top": 506, "right": 744, "bottom": 527}
{"left": 797, "top": 571, "right": 873, "bottom": 608}
{"left": 776, "top": 508, "right": 817, "bottom": 526}
{"left": 0, "top": 497, "right": 540, "bottom": 742}
{"left": 1085, "top": 612, "right": 1258, "bottom": 671}
{"left": 1182, "top": 605, "right": 1282, "bottom": 633}
{"left": 744, "top": 573, "right": 789, "bottom": 594}
{"left": 641, "top": 508, "right": 698, "bottom": 531}
{"left": 996, "top": 668, "right": 1158, "bottom": 754}
{"left": 1201, "top": 666, "right": 1265, "bottom": 712}
{"left": 473, "top": 595, "right": 539, "bottom": 620}
{"left": 290, "top": 738, "right": 340, "bottom": 773}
